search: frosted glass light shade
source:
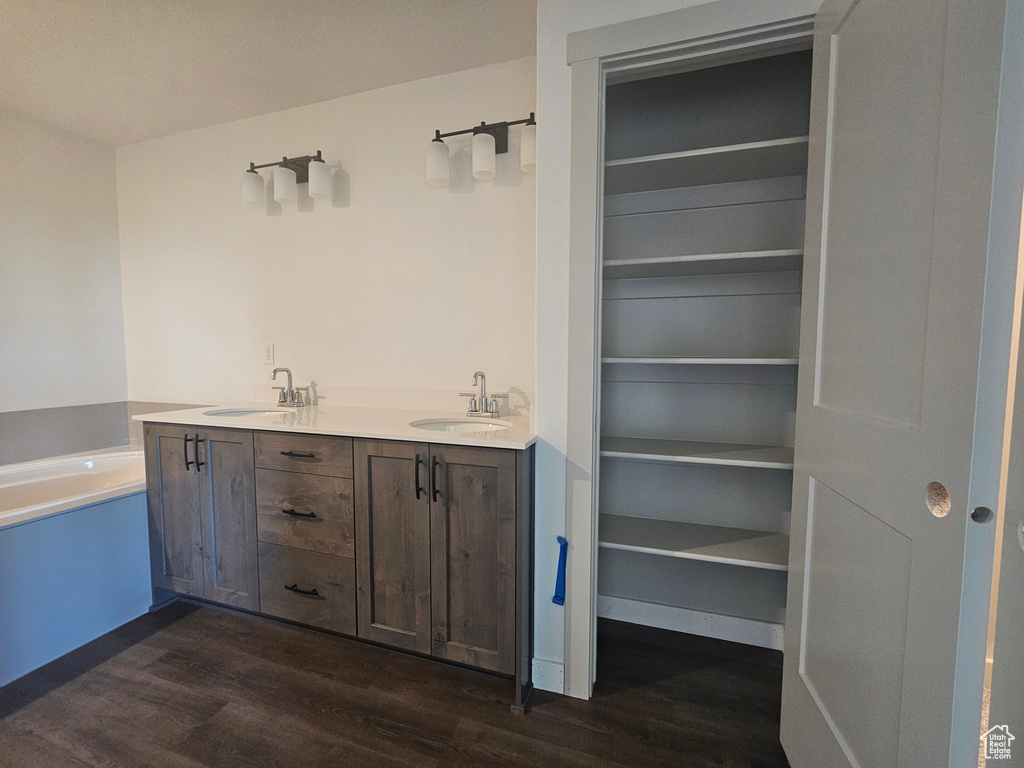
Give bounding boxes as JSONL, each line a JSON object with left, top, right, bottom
{"left": 265, "top": 173, "right": 281, "bottom": 217}
{"left": 426, "top": 140, "right": 450, "bottom": 187}
{"left": 242, "top": 170, "right": 264, "bottom": 207}
{"left": 308, "top": 159, "right": 331, "bottom": 200}
{"left": 520, "top": 124, "right": 537, "bottom": 174}
{"left": 273, "top": 166, "right": 297, "bottom": 205}
{"left": 472, "top": 132, "right": 496, "bottom": 181}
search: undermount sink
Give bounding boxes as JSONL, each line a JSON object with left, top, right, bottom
{"left": 202, "top": 408, "right": 289, "bottom": 417}
{"left": 410, "top": 418, "right": 512, "bottom": 433}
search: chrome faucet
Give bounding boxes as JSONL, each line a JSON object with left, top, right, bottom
{"left": 473, "top": 371, "right": 487, "bottom": 405}
{"left": 460, "top": 370, "right": 508, "bottom": 418}
{"left": 271, "top": 367, "right": 306, "bottom": 407}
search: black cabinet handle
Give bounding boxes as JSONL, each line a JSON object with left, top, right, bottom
{"left": 415, "top": 454, "right": 426, "bottom": 500}
{"left": 284, "top": 584, "right": 319, "bottom": 596}
{"left": 280, "top": 450, "right": 316, "bottom": 459}
{"left": 281, "top": 508, "right": 317, "bottom": 519}
{"left": 432, "top": 457, "right": 442, "bottom": 502}
{"left": 183, "top": 435, "right": 194, "bottom": 471}
{"left": 193, "top": 433, "right": 205, "bottom": 473}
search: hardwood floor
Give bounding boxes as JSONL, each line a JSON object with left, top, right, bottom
{"left": 0, "top": 603, "right": 790, "bottom": 767}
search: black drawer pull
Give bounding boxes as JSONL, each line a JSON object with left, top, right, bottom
{"left": 183, "top": 434, "right": 194, "bottom": 471}
{"left": 280, "top": 450, "right": 316, "bottom": 459}
{"left": 281, "top": 508, "right": 317, "bottom": 519}
{"left": 284, "top": 584, "right": 319, "bottom": 596}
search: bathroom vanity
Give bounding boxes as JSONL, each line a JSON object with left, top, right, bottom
{"left": 139, "top": 405, "right": 535, "bottom": 711}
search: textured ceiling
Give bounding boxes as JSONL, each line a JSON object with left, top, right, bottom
{"left": 0, "top": 0, "right": 537, "bottom": 146}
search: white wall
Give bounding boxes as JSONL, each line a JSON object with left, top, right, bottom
{"left": 117, "top": 57, "right": 536, "bottom": 408}
{"left": 0, "top": 107, "right": 127, "bottom": 412}
{"left": 532, "top": 0, "right": 719, "bottom": 694}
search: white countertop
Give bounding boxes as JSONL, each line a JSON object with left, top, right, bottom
{"left": 133, "top": 403, "right": 537, "bottom": 450}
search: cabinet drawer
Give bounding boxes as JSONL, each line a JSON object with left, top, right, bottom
{"left": 258, "top": 542, "right": 356, "bottom": 634}
{"left": 256, "top": 469, "right": 354, "bottom": 557}
{"left": 254, "top": 432, "right": 353, "bottom": 478}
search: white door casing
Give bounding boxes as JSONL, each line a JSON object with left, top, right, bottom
{"left": 781, "top": 1, "right": 1016, "bottom": 767}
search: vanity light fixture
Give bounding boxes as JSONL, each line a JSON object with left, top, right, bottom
{"left": 242, "top": 151, "right": 329, "bottom": 209}
{"left": 426, "top": 113, "right": 537, "bottom": 186}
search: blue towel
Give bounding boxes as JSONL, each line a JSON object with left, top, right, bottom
{"left": 553, "top": 536, "right": 568, "bottom": 605}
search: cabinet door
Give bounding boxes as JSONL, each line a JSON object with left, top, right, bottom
{"left": 353, "top": 439, "right": 431, "bottom": 653}
{"left": 144, "top": 423, "right": 204, "bottom": 600}
{"left": 196, "top": 427, "right": 259, "bottom": 610}
{"left": 429, "top": 444, "right": 516, "bottom": 674}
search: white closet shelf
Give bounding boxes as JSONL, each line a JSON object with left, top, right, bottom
{"left": 601, "top": 436, "right": 794, "bottom": 469}
{"left": 604, "top": 249, "right": 803, "bottom": 280}
{"left": 604, "top": 136, "right": 809, "bottom": 195}
{"left": 599, "top": 514, "right": 789, "bottom": 571}
{"left": 602, "top": 356, "right": 798, "bottom": 366}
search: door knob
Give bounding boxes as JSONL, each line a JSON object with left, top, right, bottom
{"left": 926, "top": 481, "right": 951, "bottom": 518}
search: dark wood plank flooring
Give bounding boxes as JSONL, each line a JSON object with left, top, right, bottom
{"left": 0, "top": 603, "right": 790, "bottom": 767}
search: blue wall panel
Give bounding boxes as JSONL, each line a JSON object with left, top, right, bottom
{"left": 0, "top": 492, "right": 152, "bottom": 686}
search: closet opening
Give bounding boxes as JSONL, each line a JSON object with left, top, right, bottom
{"left": 594, "top": 49, "right": 813, "bottom": 691}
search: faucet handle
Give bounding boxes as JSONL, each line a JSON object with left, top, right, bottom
{"left": 459, "top": 392, "right": 479, "bottom": 413}
{"left": 488, "top": 393, "right": 509, "bottom": 417}
{"left": 294, "top": 387, "right": 309, "bottom": 407}
{"left": 272, "top": 386, "right": 288, "bottom": 405}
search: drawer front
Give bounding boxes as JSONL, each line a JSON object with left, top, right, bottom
{"left": 254, "top": 432, "right": 353, "bottom": 478}
{"left": 256, "top": 469, "right": 354, "bottom": 557}
{"left": 258, "top": 542, "right": 356, "bottom": 635}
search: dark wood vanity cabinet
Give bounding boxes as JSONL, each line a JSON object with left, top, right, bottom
{"left": 143, "top": 423, "right": 259, "bottom": 611}
{"left": 353, "top": 439, "right": 521, "bottom": 676}
{"left": 144, "top": 422, "right": 533, "bottom": 708}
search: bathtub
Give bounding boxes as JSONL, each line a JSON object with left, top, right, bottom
{"left": 0, "top": 447, "right": 152, "bottom": 687}
{"left": 0, "top": 447, "right": 146, "bottom": 529}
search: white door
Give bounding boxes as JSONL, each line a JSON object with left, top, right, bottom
{"left": 781, "top": 1, "right": 1018, "bottom": 767}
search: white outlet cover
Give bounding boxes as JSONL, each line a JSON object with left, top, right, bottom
{"left": 262, "top": 343, "right": 275, "bottom": 365}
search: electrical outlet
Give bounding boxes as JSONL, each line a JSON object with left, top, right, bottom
{"left": 261, "top": 343, "right": 275, "bottom": 365}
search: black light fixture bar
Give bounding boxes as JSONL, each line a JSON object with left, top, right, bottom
{"left": 246, "top": 150, "right": 324, "bottom": 184}
{"left": 432, "top": 113, "right": 536, "bottom": 155}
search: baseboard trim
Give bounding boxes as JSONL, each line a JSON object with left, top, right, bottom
{"left": 531, "top": 657, "right": 565, "bottom": 693}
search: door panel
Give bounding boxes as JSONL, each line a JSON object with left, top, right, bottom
{"left": 144, "top": 423, "right": 203, "bottom": 599}
{"left": 782, "top": 1, "right": 1008, "bottom": 766}
{"left": 198, "top": 427, "right": 258, "bottom": 610}
{"left": 353, "top": 440, "right": 431, "bottom": 653}
{"left": 801, "top": 480, "right": 911, "bottom": 768}
{"left": 814, "top": 0, "right": 946, "bottom": 428}
{"left": 429, "top": 445, "right": 517, "bottom": 674}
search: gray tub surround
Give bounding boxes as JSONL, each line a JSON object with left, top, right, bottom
{"left": 0, "top": 401, "right": 199, "bottom": 466}
{"left": 138, "top": 403, "right": 536, "bottom": 712}
{"left": 0, "top": 402, "right": 129, "bottom": 465}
